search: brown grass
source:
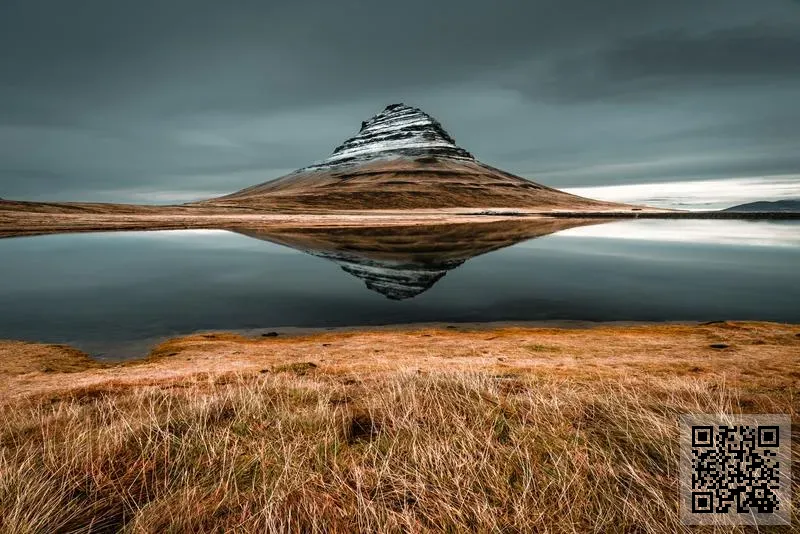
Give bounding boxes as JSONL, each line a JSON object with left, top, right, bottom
{"left": 1, "top": 322, "right": 798, "bottom": 532}
{"left": 0, "top": 341, "right": 105, "bottom": 376}
{"left": 204, "top": 157, "right": 634, "bottom": 211}
{"left": 0, "top": 204, "right": 659, "bottom": 240}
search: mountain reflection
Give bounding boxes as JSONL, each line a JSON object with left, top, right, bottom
{"left": 234, "top": 218, "right": 606, "bottom": 300}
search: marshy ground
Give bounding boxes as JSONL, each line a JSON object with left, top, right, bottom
{"left": 1, "top": 322, "right": 798, "bottom": 532}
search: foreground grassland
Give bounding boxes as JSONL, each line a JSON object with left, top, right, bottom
{"left": 1, "top": 322, "right": 798, "bottom": 533}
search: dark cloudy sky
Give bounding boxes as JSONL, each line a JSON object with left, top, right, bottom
{"left": 1, "top": 0, "right": 799, "bottom": 204}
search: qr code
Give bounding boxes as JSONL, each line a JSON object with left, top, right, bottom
{"left": 680, "top": 415, "right": 791, "bottom": 526}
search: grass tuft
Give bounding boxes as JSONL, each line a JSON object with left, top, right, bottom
{"left": 2, "top": 370, "right": 796, "bottom": 533}
{"left": 272, "top": 362, "right": 318, "bottom": 376}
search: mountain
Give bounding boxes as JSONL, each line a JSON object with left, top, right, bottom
{"left": 198, "top": 104, "right": 632, "bottom": 211}
{"left": 234, "top": 218, "right": 605, "bottom": 299}
{"left": 723, "top": 200, "right": 800, "bottom": 213}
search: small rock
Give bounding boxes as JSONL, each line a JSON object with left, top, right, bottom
{"left": 322, "top": 343, "right": 331, "bottom": 347}
{"left": 262, "top": 332, "right": 279, "bottom": 338}
{"left": 709, "top": 343, "right": 730, "bottom": 349}
{"left": 273, "top": 362, "right": 317, "bottom": 376}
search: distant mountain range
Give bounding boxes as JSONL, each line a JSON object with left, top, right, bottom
{"left": 196, "top": 104, "right": 635, "bottom": 211}
{"left": 723, "top": 200, "right": 800, "bottom": 213}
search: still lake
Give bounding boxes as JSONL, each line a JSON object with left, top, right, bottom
{"left": 1, "top": 219, "right": 798, "bottom": 359}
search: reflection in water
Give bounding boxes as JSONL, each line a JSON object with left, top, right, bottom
{"left": 236, "top": 219, "right": 606, "bottom": 299}
{"left": 556, "top": 219, "right": 800, "bottom": 248}
{"left": 2, "top": 219, "right": 798, "bottom": 358}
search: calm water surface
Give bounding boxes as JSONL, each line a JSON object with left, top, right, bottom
{"left": 1, "top": 219, "right": 798, "bottom": 358}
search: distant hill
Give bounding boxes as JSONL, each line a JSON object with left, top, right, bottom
{"left": 195, "top": 103, "right": 640, "bottom": 212}
{"left": 723, "top": 200, "right": 800, "bottom": 213}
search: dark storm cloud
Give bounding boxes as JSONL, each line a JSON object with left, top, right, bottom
{"left": 514, "top": 25, "right": 800, "bottom": 103}
{"left": 611, "top": 27, "right": 800, "bottom": 79}
{"left": 0, "top": 0, "right": 799, "bottom": 201}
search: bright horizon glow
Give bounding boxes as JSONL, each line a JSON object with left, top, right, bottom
{"left": 564, "top": 175, "right": 800, "bottom": 210}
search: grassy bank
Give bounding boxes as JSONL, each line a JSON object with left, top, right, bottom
{"left": 1, "top": 322, "right": 798, "bottom": 532}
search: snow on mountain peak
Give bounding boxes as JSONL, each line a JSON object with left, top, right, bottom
{"left": 302, "top": 104, "right": 474, "bottom": 171}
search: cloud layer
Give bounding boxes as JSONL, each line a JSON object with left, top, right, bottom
{"left": 1, "top": 0, "right": 799, "bottom": 202}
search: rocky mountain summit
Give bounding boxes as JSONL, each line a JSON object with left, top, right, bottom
{"left": 200, "top": 104, "right": 631, "bottom": 211}
{"left": 302, "top": 103, "right": 474, "bottom": 172}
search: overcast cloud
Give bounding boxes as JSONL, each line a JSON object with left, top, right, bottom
{"left": 1, "top": 0, "right": 799, "bottom": 204}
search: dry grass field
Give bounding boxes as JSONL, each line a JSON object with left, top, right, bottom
{"left": 201, "top": 157, "right": 631, "bottom": 211}
{"left": 0, "top": 188, "right": 670, "bottom": 239}
{"left": 1, "top": 322, "right": 798, "bottom": 532}
{"left": 0, "top": 200, "right": 531, "bottom": 238}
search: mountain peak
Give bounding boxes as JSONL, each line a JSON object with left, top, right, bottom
{"left": 383, "top": 102, "right": 406, "bottom": 112}
{"left": 209, "top": 104, "right": 631, "bottom": 211}
{"left": 304, "top": 104, "right": 474, "bottom": 171}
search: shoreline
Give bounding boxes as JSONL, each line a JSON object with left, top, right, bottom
{"left": 1, "top": 319, "right": 719, "bottom": 363}
{"left": 2, "top": 320, "right": 797, "bottom": 401}
{"left": 1, "top": 200, "right": 797, "bottom": 239}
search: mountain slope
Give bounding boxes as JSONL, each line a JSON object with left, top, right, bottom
{"left": 723, "top": 199, "right": 800, "bottom": 213}
{"left": 198, "top": 104, "right": 633, "bottom": 211}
